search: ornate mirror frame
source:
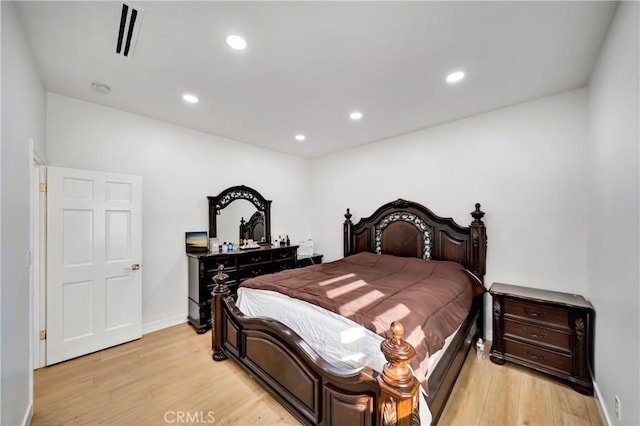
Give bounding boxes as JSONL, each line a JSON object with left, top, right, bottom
{"left": 207, "top": 185, "right": 272, "bottom": 244}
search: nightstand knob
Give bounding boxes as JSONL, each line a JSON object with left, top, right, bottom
{"left": 523, "top": 328, "right": 547, "bottom": 339}
{"left": 524, "top": 308, "right": 546, "bottom": 319}
{"left": 525, "top": 350, "right": 547, "bottom": 361}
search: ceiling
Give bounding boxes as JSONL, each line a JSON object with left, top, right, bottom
{"left": 15, "top": 1, "right": 616, "bottom": 159}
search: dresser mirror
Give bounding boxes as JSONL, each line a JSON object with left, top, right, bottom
{"left": 208, "top": 185, "right": 272, "bottom": 246}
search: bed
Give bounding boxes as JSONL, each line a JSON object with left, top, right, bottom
{"left": 210, "top": 199, "right": 487, "bottom": 425}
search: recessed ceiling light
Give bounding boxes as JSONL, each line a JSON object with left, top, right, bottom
{"left": 182, "top": 93, "right": 199, "bottom": 104}
{"left": 295, "top": 134, "right": 306, "bottom": 142}
{"left": 90, "top": 82, "right": 111, "bottom": 94}
{"left": 446, "top": 71, "right": 465, "bottom": 84}
{"left": 226, "top": 34, "right": 247, "bottom": 50}
{"left": 349, "top": 111, "right": 363, "bottom": 120}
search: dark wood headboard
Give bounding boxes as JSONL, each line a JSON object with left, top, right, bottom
{"left": 343, "top": 199, "right": 487, "bottom": 282}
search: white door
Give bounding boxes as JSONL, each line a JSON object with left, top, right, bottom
{"left": 46, "top": 166, "right": 142, "bottom": 365}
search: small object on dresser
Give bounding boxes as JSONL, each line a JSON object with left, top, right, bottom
{"left": 476, "top": 338, "right": 485, "bottom": 359}
{"left": 222, "top": 241, "right": 228, "bottom": 252}
{"left": 185, "top": 231, "right": 208, "bottom": 253}
{"left": 209, "top": 237, "right": 219, "bottom": 253}
{"left": 227, "top": 242, "right": 233, "bottom": 253}
{"left": 299, "top": 239, "right": 314, "bottom": 256}
{"left": 286, "top": 235, "right": 290, "bottom": 246}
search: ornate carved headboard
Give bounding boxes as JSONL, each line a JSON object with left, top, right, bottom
{"left": 343, "top": 199, "right": 487, "bottom": 282}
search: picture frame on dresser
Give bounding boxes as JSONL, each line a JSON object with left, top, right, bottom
{"left": 185, "top": 231, "right": 208, "bottom": 253}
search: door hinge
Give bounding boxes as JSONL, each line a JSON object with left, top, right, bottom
{"left": 39, "top": 183, "right": 47, "bottom": 193}
{"left": 39, "top": 330, "right": 47, "bottom": 340}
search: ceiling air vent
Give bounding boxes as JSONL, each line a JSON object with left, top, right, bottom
{"left": 116, "top": 3, "right": 143, "bottom": 57}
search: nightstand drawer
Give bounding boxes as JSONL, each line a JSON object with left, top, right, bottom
{"left": 504, "top": 339, "right": 572, "bottom": 374}
{"left": 504, "top": 319, "right": 570, "bottom": 352}
{"left": 504, "top": 299, "right": 569, "bottom": 329}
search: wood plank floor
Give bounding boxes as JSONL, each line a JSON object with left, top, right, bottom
{"left": 33, "top": 324, "right": 602, "bottom": 425}
{"left": 438, "top": 341, "right": 602, "bottom": 426}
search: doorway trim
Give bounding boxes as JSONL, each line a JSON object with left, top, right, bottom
{"left": 32, "top": 149, "right": 46, "bottom": 369}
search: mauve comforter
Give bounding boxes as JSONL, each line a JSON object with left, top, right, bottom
{"left": 239, "top": 251, "right": 485, "bottom": 383}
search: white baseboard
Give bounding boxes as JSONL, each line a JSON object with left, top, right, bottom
{"left": 593, "top": 380, "right": 613, "bottom": 426}
{"left": 21, "top": 401, "right": 33, "bottom": 426}
{"left": 142, "top": 314, "right": 187, "bottom": 335}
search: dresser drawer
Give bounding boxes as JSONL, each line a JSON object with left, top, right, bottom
{"left": 273, "top": 247, "right": 296, "bottom": 261}
{"left": 202, "top": 256, "right": 237, "bottom": 273}
{"left": 272, "top": 259, "right": 296, "bottom": 273}
{"left": 239, "top": 264, "right": 271, "bottom": 280}
{"left": 238, "top": 251, "right": 272, "bottom": 266}
{"left": 504, "top": 318, "right": 570, "bottom": 352}
{"left": 504, "top": 339, "right": 572, "bottom": 374}
{"left": 504, "top": 299, "right": 569, "bottom": 329}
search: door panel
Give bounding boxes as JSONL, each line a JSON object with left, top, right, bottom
{"left": 47, "top": 166, "right": 142, "bottom": 365}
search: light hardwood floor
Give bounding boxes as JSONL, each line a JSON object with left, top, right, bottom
{"left": 438, "top": 341, "right": 602, "bottom": 426}
{"left": 33, "top": 323, "right": 602, "bottom": 425}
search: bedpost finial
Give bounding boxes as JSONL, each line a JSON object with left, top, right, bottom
{"left": 213, "top": 265, "right": 229, "bottom": 291}
{"left": 380, "top": 321, "right": 416, "bottom": 389}
{"left": 391, "top": 321, "right": 404, "bottom": 342}
{"left": 471, "top": 202, "right": 485, "bottom": 224}
{"left": 344, "top": 208, "right": 352, "bottom": 222}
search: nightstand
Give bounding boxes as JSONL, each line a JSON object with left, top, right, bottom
{"left": 296, "top": 253, "right": 323, "bottom": 268}
{"left": 489, "top": 283, "right": 594, "bottom": 395}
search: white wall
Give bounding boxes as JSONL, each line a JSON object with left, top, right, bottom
{"left": 311, "top": 88, "right": 589, "bottom": 339}
{"left": 1, "top": 1, "right": 47, "bottom": 424}
{"left": 587, "top": 2, "right": 640, "bottom": 425}
{"left": 46, "top": 94, "right": 313, "bottom": 331}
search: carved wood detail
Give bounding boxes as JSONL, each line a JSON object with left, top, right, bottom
{"left": 492, "top": 297, "right": 504, "bottom": 355}
{"left": 378, "top": 322, "right": 420, "bottom": 426}
{"left": 208, "top": 185, "right": 272, "bottom": 244}
{"left": 574, "top": 316, "right": 586, "bottom": 379}
{"left": 344, "top": 200, "right": 487, "bottom": 282}
{"left": 211, "top": 265, "right": 229, "bottom": 361}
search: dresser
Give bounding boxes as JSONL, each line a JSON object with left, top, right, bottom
{"left": 187, "top": 245, "right": 298, "bottom": 333}
{"left": 489, "top": 283, "right": 594, "bottom": 395}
